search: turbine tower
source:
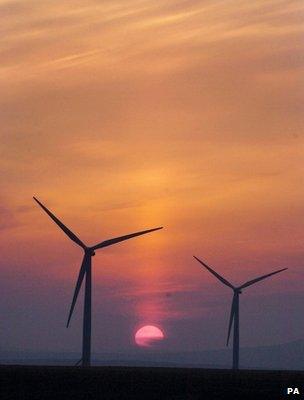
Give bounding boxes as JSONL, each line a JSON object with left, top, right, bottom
{"left": 193, "top": 256, "right": 286, "bottom": 370}
{"left": 34, "top": 196, "right": 163, "bottom": 367}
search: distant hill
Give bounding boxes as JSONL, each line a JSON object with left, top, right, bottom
{"left": 1, "top": 340, "right": 304, "bottom": 370}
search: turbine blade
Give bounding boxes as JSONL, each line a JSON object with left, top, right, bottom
{"left": 91, "top": 227, "right": 163, "bottom": 250}
{"left": 66, "top": 254, "right": 88, "bottom": 327}
{"left": 226, "top": 295, "right": 236, "bottom": 346}
{"left": 193, "top": 256, "right": 234, "bottom": 289}
{"left": 33, "top": 197, "right": 86, "bottom": 249}
{"left": 238, "top": 268, "right": 287, "bottom": 290}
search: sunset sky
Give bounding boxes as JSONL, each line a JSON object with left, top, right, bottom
{"left": 0, "top": 0, "right": 303, "bottom": 355}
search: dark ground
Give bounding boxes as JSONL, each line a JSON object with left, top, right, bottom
{"left": 0, "top": 365, "right": 302, "bottom": 399}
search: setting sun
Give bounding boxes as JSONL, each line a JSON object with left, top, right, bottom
{"left": 135, "top": 325, "right": 165, "bottom": 347}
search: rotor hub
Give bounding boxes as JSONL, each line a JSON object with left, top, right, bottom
{"left": 85, "top": 248, "right": 96, "bottom": 256}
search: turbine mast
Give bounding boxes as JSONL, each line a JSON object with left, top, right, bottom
{"left": 232, "top": 291, "right": 240, "bottom": 370}
{"left": 82, "top": 254, "right": 92, "bottom": 366}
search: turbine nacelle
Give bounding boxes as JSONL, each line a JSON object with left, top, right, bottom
{"left": 85, "top": 248, "right": 96, "bottom": 256}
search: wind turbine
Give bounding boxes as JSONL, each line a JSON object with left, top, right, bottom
{"left": 193, "top": 256, "right": 286, "bottom": 370}
{"left": 33, "top": 196, "right": 163, "bottom": 366}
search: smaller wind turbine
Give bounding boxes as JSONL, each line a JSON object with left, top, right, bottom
{"left": 193, "top": 256, "right": 287, "bottom": 370}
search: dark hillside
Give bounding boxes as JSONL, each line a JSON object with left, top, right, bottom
{"left": 0, "top": 365, "right": 302, "bottom": 400}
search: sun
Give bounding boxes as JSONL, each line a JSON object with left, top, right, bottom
{"left": 135, "top": 325, "right": 165, "bottom": 347}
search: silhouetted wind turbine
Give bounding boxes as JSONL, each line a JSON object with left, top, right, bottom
{"left": 193, "top": 256, "right": 286, "bottom": 370}
{"left": 34, "top": 196, "right": 163, "bottom": 367}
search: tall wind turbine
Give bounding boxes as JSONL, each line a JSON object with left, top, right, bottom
{"left": 193, "top": 256, "right": 286, "bottom": 370}
{"left": 34, "top": 196, "right": 163, "bottom": 366}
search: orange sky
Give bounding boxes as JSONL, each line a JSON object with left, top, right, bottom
{"left": 0, "top": 0, "right": 303, "bottom": 352}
